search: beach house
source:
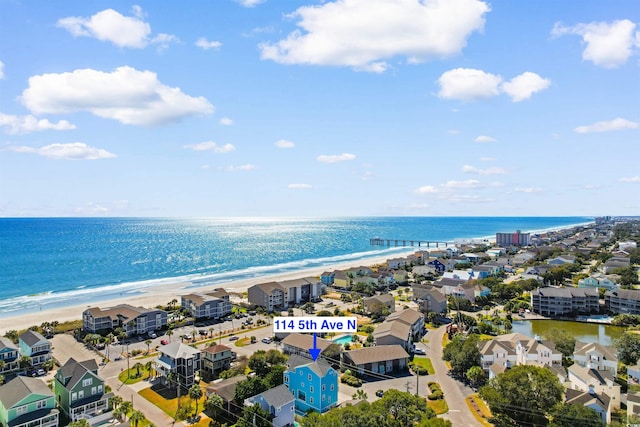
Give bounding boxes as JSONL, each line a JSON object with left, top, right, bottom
{"left": 82, "top": 304, "right": 168, "bottom": 337}
{"left": 363, "top": 294, "right": 395, "bottom": 315}
{"left": 181, "top": 288, "right": 232, "bottom": 320}
{"left": 385, "top": 308, "right": 425, "bottom": 340}
{"left": 0, "top": 337, "right": 19, "bottom": 374}
{"left": 244, "top": 384, "right": 295, "bottom": 427}
{"left": 0, "top": 376, "right": 59, "bottom": 427}
{"left": 156, "top": 342, "right": 202, "bottom": 390}
{"left": 201, "top": 344, "right": 235, "bottom": 380}
{"left": 283, "top": 355, "right": 338, "bottom": 415}
{"left": 53, "top": 358, "right": 112, "bottom": 424}
{"left": 18, "top": 330, "right": 51, "bottom": 367}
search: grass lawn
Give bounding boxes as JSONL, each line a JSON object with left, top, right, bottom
{"left": 427, "top": 398, "right": 448, "bottom": 415}
{"left": 466, "top": 394, "right": 493, "bottom": 427}
{"left": 412, "top": 357, "right": 435, "bottom": 375}
{"left": 139, "top": 384, "right": 208, "bottom": 421}
{"left": 118, "top": 366, "right": 152, "bottom": 384}
{"left": 235, "top": 337, "right": 251, "bottom": 347}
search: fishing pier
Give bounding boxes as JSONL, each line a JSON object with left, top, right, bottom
{"left": 369, "top": 237, "right": 450, "bottom": 248}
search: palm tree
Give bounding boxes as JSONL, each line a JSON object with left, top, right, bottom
{"left": 133, "top": 362, "right": 143, "bottom": 378}
{"left": 129, "top": 409, "right": 146, "bottom": 427}
{"left": 111, "top": 395, "right": 123, "bottom": 410}
{"left": 208, "top": 327, "right": 214, "bottom": 339}
{"left": 204, "top": 394, "right": 223, "bottom": 419}
{"left": 188, "top": 384, "right": 203, "bottom": 416}
{"left": 68, "top": 420, "right": 91, "bottom": 427}
{"left": 0, "top": 374, "right": 4, "bottom": 385}
{"left": 166, "top": 328, "right": 174, "bottom": 342}
{"left": 145, "top": 339, "right": 152, "bottom": 355}
{"left": 145, "top": 361, "right": 154, "bottom": 379}
{"left": 0, "top": 360, "right": 5, "bottom": 372}
{"left": 119, "top": 401, "right": 132, "bottom": 419}
{"left": 352, "top": 389, "right": 368, "bottom": 400}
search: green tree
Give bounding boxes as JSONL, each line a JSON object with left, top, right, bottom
{"left": 189, "top": 384, "right": 203, "bottom": 416}
{"left": 129, "top": 410, "right": 146, "bottom": 427}
{"left": 234, "top": 376, "right": 267, "bottom": 404}
{"left": 442, "top": 334, "right": 481, "bottom": 377}
{"left": 133, "top": 362, "right": 143, "bottom": 378}
{"left": 238, "top": 403, "right": 272, "bottom": 427}
{"left": 204, "top": 394, "right": 224, "bottom": 419}
{"left": 376, "top": 389, "right": 431, "bottom": 426}
{"left": 352, "top": 389, "right": 368, "bottom": 400}
{"left": 544, "top": 328, "right": 576, "bottom": 358}
{"left": 263, "top": 364, "right": 286, "bottom": 389}
{"left": 68, "top": 420, "right": 91, "bottom": 427}
{"left": 479, "top": 365, "right": 563, "bottom": 426}
{"left": 248, "top": 351, "right": 270, "bottom": 377}
{"left": 466, "top": 366, "right": 485, "bottom": 387}
{"left": 549, "top": 403, "right": 604, "bottom": 427}
{"left": 265, "top": 349, "right": 286, "bottom": 365}
{"left": 145, "top": 339, "right": 152, "bottom": 354}
{"left": 615, "top": 333, "right": 640, "bottom": 365}
{"left": 110, "top": 395, "right": 123, "bottom": 410}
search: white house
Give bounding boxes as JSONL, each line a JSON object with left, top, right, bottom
{"left": 573, "top": 342, "right": 618, "bottom": 375}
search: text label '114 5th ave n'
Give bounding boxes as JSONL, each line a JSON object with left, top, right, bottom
{"left": 272, "top": 316, "right": 357, "bottom": 333}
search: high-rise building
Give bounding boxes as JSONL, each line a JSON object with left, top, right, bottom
{"left": 496, "top": 230, "right": 531, "bottom": 246}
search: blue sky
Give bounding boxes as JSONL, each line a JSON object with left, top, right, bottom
{"left": 0, "top": 0, "right": 638, "bottom": 217}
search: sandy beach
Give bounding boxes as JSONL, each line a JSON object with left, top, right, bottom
{"left": 0, "top": 250, "right": 416, "bottom": 334}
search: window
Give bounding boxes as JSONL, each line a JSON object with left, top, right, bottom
{"left": 16, "top": 405, "right": 28, "bottom": 415}
{"left": 310, "top": 386, "right": 314, "bottom": 393}
{"left": 330, "top": 384, "right": 334, "bottom": 391}
{"left": 71, "top": 392, "right": 77, "bottom": 402}
{"left": 310, "top": 397, "right": 314, "bottom": 404}
{"left": 308, "top": 374, "right": 312, "bottom": 381}
{"left": 78, "top": 390, "right": 84, "bottom": 399}
{"left": 91, "top": 387, "right": 97, "bottom": 395}
{"left": 298, "top": 391, "right": 306, "bottom": 402}
{"left": 322, "top": 395, "right": 326, "bottom": 401}
{"left": 36, "top": 400, "right": 47, "bottom": 409}
{"left": 301, "top": 382, "right": 304, "bottom": 388}
{"left": 98, "top": 385, "right": 103, "bottom": 393}
{"left": 82, "top": 378, "right": 92, "bottom": 387}
{"left": 284, "top": 376, "right": 289, "bottom": 383}
{"left": 322, "top": 384, "right": 326, "bottom": 391}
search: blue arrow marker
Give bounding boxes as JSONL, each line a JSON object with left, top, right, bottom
{"left": 308, "top": 333, "right": 321, "bottom": 361}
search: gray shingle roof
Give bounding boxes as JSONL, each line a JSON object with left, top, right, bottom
{"left": 57, "top": 358, "right": 100, "bottom": 389}
{"left": 249, "top": 384, "right": 294, "bottom": 408}
{"left": 0, "top": 376, "right": 53, "bottom": 409}
{"left": 344, "top": 345, "right": 409, "bottom": 365}
{"left": 159, "top": 341, "right": 201, "bottom": 359}
{"left": 19, "top": 330, "right": 47, "bottom": 347}
{"left": 287, "top": 354, "right": 333, "bottom": 377}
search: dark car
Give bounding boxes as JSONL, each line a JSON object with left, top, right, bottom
{"left": 376, "top": 390, "right": 384, "bottom": 397}
{"left": 229, "top": 336, "right": 239, "bottom": 341}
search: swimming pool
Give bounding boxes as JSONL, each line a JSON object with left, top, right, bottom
{"left": 333, "top": 335, "right": 354, "bottom": 345}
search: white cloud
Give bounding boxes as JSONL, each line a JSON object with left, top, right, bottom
{"left": 151, "top": 33, "right": 179, "bottom": 52}
{"left": 0, "top": 113, "right": 76, "bottom": 134}
{"left": 438, "top": 68, "right": 502, "bottom": 101}
{"left": 552, "top": 19, "right": 639, "bottom": 68}
{"left": 317, "top": 153, "right": 356, "bottom": 163}
{"left": 514, "top": 187, "right": 542, "bottom": 193}
{"left": 58, "top": 8, "right": 152, "bottom": 48}
{"left": 415, "top": 185, "right": 439, "bottom": 194}
{"left": 620, "top": 176, "right": 640, "bottom": 183}
{"left": 480, "top": 157, "right": 496, "bottom": 161}
{"left": 224, "top": 164, "right": 257, "bottom": 172}
{"left": 501, "top": 72, "right": 551, "bottom": 102}
{"left": 574, "top": 118, "right": 638, "bottom": 133}
{"left": 259, "top": 0, "right": 490, "bottom": 72}
{"left": 196, "top": 37, "right": 223, "bottom": 50}
{"left": 200, "top": 164, "right": 210, "bottom": 170}
{"left": 219, "top": 117, "right": 234, "bottom": 126}
{"left": 0, "top": 60, "right": 4, "bottom": 79}
{"left": 21, "top": 66, "right": 214, "bottom": 126}
{"left": 275, "top": 139, "right": 295, "bottom": 149}
{"left": 462, "top": 164, "right": 507, "bottom": 175}
{"left": 8, "top": 142, "right": 116, "bottom": 160}
{"left": 439, "top": 68, "right": 549, "bottom": 102}
{"left": 443, "top": 179, "right": 481, "bottom": 189}
{"left": 475, "top": 135, "right": 496, "bottom": 142}
{"left": 184, "top": 142, "right": 235, "bottom": 153}
{"left": 288, "top": 183, "right": 312, "bottom": 189}
{"left": 237, "top": 0, "right": 266, "bottom": 7}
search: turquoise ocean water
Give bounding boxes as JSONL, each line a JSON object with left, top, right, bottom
{"left": 0, "top": 217, "right": 591, "bottom": 317}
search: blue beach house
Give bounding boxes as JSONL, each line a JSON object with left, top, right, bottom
{"left": 283, "top": 355, "right": 338, "bottom": 415}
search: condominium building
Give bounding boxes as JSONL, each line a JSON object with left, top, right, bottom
{"left": 531, "top": 287, "right": 599, "bottom": 316}
{"left": 248, "top": 277, "right": 321, "bottom": 312}
{"left": 82, "top": 304, "right": 168, "bottom": 336}
{"left": 605, "top": 289, "right": 640, "bottom": 315}
{"left": 181, "top": 288, "right": 232, "bottom": 320}
{"left": 496, "top": 230, "right": 531, "bottom": 247}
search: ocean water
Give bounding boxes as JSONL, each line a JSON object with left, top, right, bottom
{"left": 0, "top": 217, "right": 591, "bottom": 317}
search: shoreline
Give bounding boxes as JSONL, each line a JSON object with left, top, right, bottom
{"left": 0, "top": 251, "right": 415, "bottom": 334}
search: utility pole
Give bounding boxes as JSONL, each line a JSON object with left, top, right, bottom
{"left": 405, "top": 381, "right": 412, "bottom": 394}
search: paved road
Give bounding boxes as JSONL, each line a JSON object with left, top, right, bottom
{"left": 427, "top": 326, "right": 482, "bottom": 427}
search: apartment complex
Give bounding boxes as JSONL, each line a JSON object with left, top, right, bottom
{"left": 531, "top": 287, "right": 599, "bottom": 316}
{"left": 248, "top": 277, "right": 321, "bottom": 312}
{"left": 605, "top": 289, "right": 640, "bottom": 315}
{"left": 181, "top": 288, "right": 232, "bottom": 320}
{"left": 82, "top": 304, "right": 168, "bottom": 336}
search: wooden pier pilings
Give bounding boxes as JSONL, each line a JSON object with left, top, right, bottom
{"left": 369, "top": 238, "right": 449, "bottom": 248}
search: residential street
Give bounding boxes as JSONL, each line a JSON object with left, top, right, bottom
{"left": 427, "top": 326, "right": 482, "bottom": 427}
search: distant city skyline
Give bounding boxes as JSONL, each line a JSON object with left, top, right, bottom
{"left": 0, "top": 0, "right": 638, "bottom": 217}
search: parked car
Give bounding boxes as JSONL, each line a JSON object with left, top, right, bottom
{"left": 414, "top": 348, "right": 426, "bottom": 355}
{"left": 376, "top": 390, "right": 384, "bottom": 397}
{"left": 148, "top": 332, "right": 157, "bottom": 339}
{"left": 160, "top": 339, "right": 169, "bottom": 345}
{"left": 229, "top": 336, "right": 239, "bottom": 341}
{"left": 261, "top": 338, "right": 272, "bottom": 344}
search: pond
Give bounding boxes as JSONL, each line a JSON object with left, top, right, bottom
{"left": 510, "top": 319, "right": 626, "bottom": 346}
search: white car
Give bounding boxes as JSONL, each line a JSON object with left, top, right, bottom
{"left": 261, "top": 338, "right": 272, "bottom": 344}
{"left": 414, "top": 348, "right": 426, "bottom": 355}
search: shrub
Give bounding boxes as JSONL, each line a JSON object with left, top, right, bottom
{"left": 340, "top": 374, "right": 362, "bottom": 387}
{"left": 428, "top": 390, "right": 443, "bottom": 400}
